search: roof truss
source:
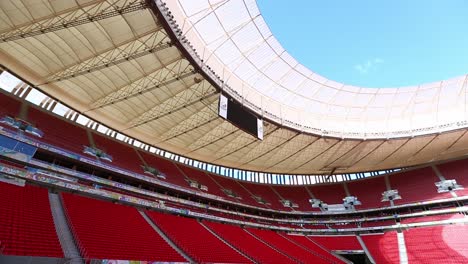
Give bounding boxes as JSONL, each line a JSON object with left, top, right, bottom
{"left": 0, "top": 0, "right": 147, "bottom": 42}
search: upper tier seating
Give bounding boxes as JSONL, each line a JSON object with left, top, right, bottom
{"left": 146, "top": 211, "right": 251, "bottom": 263}
{"left": 209, "top": 174, "right": 263, "bottom": 206}
{"left": 273, "top": 185, "right": 314, "bottom": 210}
{"left": 27, "top": 106, "right": 89, "bottom": 154}
{"left": 347, "top": 176, "right": 387, "bottom": 209}
{"left": 204, "top": 221, "right": 296, "bottom": 263}
{"left": 310, "top": 235, "right": 362, "bottom": 251}
{"left": 0, "top": 182, "right": 63, "bottom": 257}
{"left": 61, "top": 193, "right": 184, "bottom": 262}
{"left": 437, "top": 160, "right": 468, "bottom": 196}
{"left": 246, "top": 228, "right": 343, "bottom": 263}
{"left": 91, "top": 132, "right": 144, "bottom": 173}
{"left": 390, "top": 167, "right": 452, "bottom": 205}
{"left": 175, "top": 164, "right": 227, "bottom": 198}
{"left": 238, "top": 182, "right": 286, "bottom": 210}
{"left": 137, "top": 150, "right": 189, "bottom": 187}
{"left": 405, "top": 225, "right": 468, "bottom": 263}
{"left": 0, "top": 92, "right": 21, "bottom": 118}
{"left": 361, "top": 232, "right": 399, "bottom": 264}
{"left": 309, "top": 184, "right": 347, "bottom": 205}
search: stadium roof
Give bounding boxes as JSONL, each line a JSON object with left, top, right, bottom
{"left": 1, "top": 0, "right": 468, "bottom": 175}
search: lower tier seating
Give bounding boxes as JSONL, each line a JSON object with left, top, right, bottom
{"left": 405, "top": 225, "right": 468, "bottom": 263}
{"left": 246, "top": 228, "right": 341, "bottom": 263}
{"left": 0, "top": 182, "right": 63, "bottom": 257}
{"left": 204, "top": 221, "right": 297, "bottom": 263}
{"left": 286, "top": 235, "right": 344, "bottom": 263}
{"left": 146, "top": 211, "right": 251, "bottom": 263}
{"left": 61, "top": 193, "right": 184, "bottom": 262}
{"left": 361, "top": 232, "right": 399, "bottom": 264}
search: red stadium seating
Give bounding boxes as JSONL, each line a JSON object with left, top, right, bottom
{"left": 311, "top": 235, "right": 362, "bottom": 251}
{"left": 91, "top": 132, "right": 144, "bottom": 173}
{"left": 402, "top": 213, "right": 465, "bottom": 224}
{"left": 347, "top": 176, "right": 387, "bottom": 209}
{"left": 361, "top": 232, "right": 399, "bottom": 264}
{"left": 0, "top": 92, "right": 88, "bottom": 154}
{"left": 61, "top": 193, "right": 184, "bottom": 262}
{"left": 137, "top": 150, "right": 189, "bottom": 187}
{"left": 146, "top": 211, "right": 250, "bottom": 263}
{"left": 204, "top": 221, "right": 296, "bottom": 263}
{"left": 208, "top": 174, "right": 262, "bottom": 206}
{"left": 27, "top": 107, "right": 89, "bottom": 154}
{"left": 286, "top": 235, "right": 345, "bottom": 263}
{"left": 390, "top": 167, "right": 452, "bottom": 205}
{"left": 0, "top": 92, "right": 21, "bottom": 117}
{"left": 0, "top": 182, "right": 63, "bottom": 257}
{"left": 437, "top": 160, "right": 468, "bottom": 196}
{"left": 238, "top": 182, "right": 285, "bottom": 209}
{"left": 273, "top": 185, "right": 314, "bottom": 210}
{"left": 246, "top": 228, "right": 342, "bottom": 263}
{"left": 175, "top": 164, "right": 227, "bottom": 197}
{"left": 405, "top": 225, "right": 468, "bottom": 263}
{"left": 309, "top": 184, "right": 347, "bottom": 205}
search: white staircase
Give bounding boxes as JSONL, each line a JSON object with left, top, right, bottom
{"left": 397, "top": 232, "right": 409, "bottom": 264}
{"left": 48, "top": 192, "right": 83, "bottom": 264}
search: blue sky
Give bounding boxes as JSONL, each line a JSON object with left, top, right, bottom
{"left": 257, "top": 0, "right": 468, "bottom": 87}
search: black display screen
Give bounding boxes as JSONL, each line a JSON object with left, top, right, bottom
{"left": 219, "top": 95, "right": 263, "bottom": 140}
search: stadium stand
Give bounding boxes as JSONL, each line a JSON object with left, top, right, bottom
{"left": 0, "top": 92, "right": 21, "bottom": 117}
{"left": 437, "top": 160, "right": 468, "bottom": 196}
{"left": 175, "top": 164, "right": 227, "bottom": 197}
{"left": 273, "top": 185, "right": 314, "bottom": 210}
{"left": 239, "top": 182, "right": 286, "bottom": 209}
{"left": 246, "top": 228, "right": 341, "bottom": 263}
{"left": 91, "top": 133, "right": 144, "bottom": 173}
{"left": 0, "top": 182, "right": 63, "bottom": 257}
{"left": 27, "top": 107, "right": 89, "bottom": 154}
{"left": 146, "top": 211, "right": 250, "bottom": 263}
{"left": 204, "top": 221, "right": 297, "bottom": 263}
{"left": 137, "top": 150, "right": 189, "bottom": 187}
{"left": 405, "top": 224, "right": 468, "bottom": 263}
{"left": 390, "top": 167, "right": 452, "bottom": 205}
{"left": 286, "top": 235, "right": 345, "bottom": 263}
{"left": 347, "top": 176, "right": 387, "bottom": 209}
{"left": 1, "top": 89, "right": 468, "bottom": 263}
{"left": 61, "top": 193, "right": 184, "bottom": 262}
{"left": 209, "top": 174, "right": 264, "bottom": 205}
{"left": 402, "top": 213, "right": 465, "bottom": 224}
{"left": 1, "top": 91, "right": 464, "bottom": 213}
{"left": 361, "top": 232, "right": 400, "bottom": 264}
{"left": 309, "top": 184, "right": 347, "bottom": 205}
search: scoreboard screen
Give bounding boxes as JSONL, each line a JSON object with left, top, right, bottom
{"left": 219, "top": 94, "right": 263, "bottom": 140}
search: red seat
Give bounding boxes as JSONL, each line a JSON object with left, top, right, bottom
{"left": 0, "top": 182, "right": 63, "bottom": 257}
{"left": 61, "top": 193, "right": 184, "bottom": 262}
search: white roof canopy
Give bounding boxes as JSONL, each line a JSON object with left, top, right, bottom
{"left": 166, "top": 0, "right": 468, "bottom": 138}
